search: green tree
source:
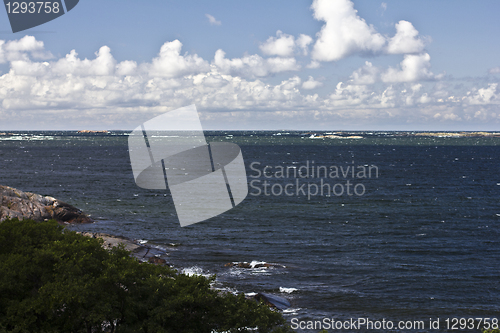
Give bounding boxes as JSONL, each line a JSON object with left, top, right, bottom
{"left": 0, "top": 218, "right": 294, "bottom": 333}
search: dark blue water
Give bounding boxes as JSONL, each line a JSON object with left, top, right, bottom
{"left": 1, "top": 131, "right": 499, "bottom": 332}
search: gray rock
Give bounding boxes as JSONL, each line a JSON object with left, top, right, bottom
{"left": 0, "top": 185, "right": 93, "bottom": 224}
{"left": 254, "top": 293, "right": 291, "bottom": 310}
{"left": 78, "top": 231, "right": 169, "bottom": 263}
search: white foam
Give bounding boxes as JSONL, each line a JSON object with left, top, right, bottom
{"left": 282, "top": 308, "right": 301, "bottom": 315}
{"left": 249, "top": 261, "right": 266, "bottom": 268}
{"left": 0, "top": 135, "right": 54, "bottom": 141}
{"left": 279, "top": 287, "right": 298, "bottom": 293}
{"left": 215, "top": 286, "right": 239, "bottom": 295}
{"left": 181, "top": 266, "right": 211, "bottom": 278}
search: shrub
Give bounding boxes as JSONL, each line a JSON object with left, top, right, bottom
{"left": 0, "top": 218, "right": 294, "bottom": 333}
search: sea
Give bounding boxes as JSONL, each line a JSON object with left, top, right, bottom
{"left": 1, "top": 131, "right": 499, "bottom": 332}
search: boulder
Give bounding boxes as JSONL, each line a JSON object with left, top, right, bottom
{"left": 0, "top": 185, "right": 93, "bottom": 224}
{"left": 148, "top": 257, "right": 167, "bottom": 265}
{"left": 254, "top": 293, "right": 291, "bottom": 310}
{"left": 77, "top": 232, "right": 169, "bottom": 263}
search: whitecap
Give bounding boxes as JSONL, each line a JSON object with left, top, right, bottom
{"left": 279, "top": 287, "right": 298, "bottom": 293}
{"left": 249, "top": 261, "right": 267, "bottom": 268}
{"left": 181, "top": 266, "right": 211, "bottom": 278}
{"left": 282, "top": 308, "right": 301, "bottom": 315}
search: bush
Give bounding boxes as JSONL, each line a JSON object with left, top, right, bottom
{"left": 0, "top": 218, "right": 294, "bottom": 333}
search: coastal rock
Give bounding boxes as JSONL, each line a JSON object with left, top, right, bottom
{"left": 78, "top": 232, "right": 169, "bottom": 263}
{"left": 254, "top": 293, "right": 291, "bottom": 310}
{"left": 78, "top": 232, "right": 141, "bottom": 252}
{"left": 0, "top": 185, "right": 93, "bottom": 224}
{"left": 148, "top": 257, "right": 167, "bottom": 265}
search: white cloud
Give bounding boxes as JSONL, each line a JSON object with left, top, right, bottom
{"left": 387, "top": 20, "right": 425, "bottom": 54}
{"left": 0, "top": 36, "right": 498, "bottom": 129}
{"left": 259, "top": 31, "right": 313, "bottom": 57}
{"left": 302, "top": 76, "right": 323, "bottom": 90}
{"left": 0, "top": 35, "right": 52, "bottom": 63}
{"left": 205, "top": 14, "right": 221, "bottom": 26}
{"left": 296, "top": 34, "right": 313, "bottom": 56}
{"left": 433, "top": 112, "right": 461, "bottom": 121}
{"left": 213, "top": 49, "right": 299, "bottom": 78}
{"left": 306, "top": 61, "right": 321, "bottom": 69}
{"left": 489, "top": 67, "right": 500, "bottom": 74}
{"left": 278, "top": 76, "right": 301, "bottom": 90}
{"left": 260, "top": 31, "right": 296, "bottom": 57}
{"left": 116, "top": 60, "right": 138, "bottom": 76}
{"left": 308, "top": 0, "right": 429, "bottom": 62}
{"left": 51, "top": 46, "right": 117, "bottom": 76}
{"left": 381, "top": 53, "right": 435, "bottom": 83}
{"left": 310, "top": 0, "right": 386, "bottom": 62}
{"left": 381, "top": 2, "right": 387, "bottom": 12}
{"left": 465, "top": 83, "right": 498, "bottom": 105}
{"left": 147, "top": 40, "right": 210, "bottom": 77}
{"left": 350, "top": 61, "right": 379, "bottom": 85}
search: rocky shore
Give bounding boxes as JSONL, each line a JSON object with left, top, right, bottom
{"left": 0, "top": 185, "right": 93, "bottom": 224}
{"left": 0, "top": 185, "right": 290, "bottom": 309}
{"left": 0, "top": 185, "right": 168, "bottom": 263}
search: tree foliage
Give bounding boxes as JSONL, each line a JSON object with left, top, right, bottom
{"left": 0, "top": 218, "right": 294, "bottom": 333}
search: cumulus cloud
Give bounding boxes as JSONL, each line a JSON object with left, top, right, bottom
{"left": 213, "top": 49, "right": 299, "bottom": 78}
{"left": 50, "top": 46, "right": 117, "bottom": 76}
{"left": 387, "top": 20, "right": 425, "bottom": 54}
{"left": 116, "top": 60, "right": 138, "bottom": 76}
{"left": 465, "top": 83, "right": 498, "bottom": 105}
{"left": 260, "top": 31, "right": 296, "bottom": 57}
{"left": 0, "top": 36, "right": 498, "bottom": 129}
{"left": 307, "top": 0, "right": 429, "bottom": 62}
{"left": 0, "top": 35, "right": 52, "bottom": 63}
{"left": 147, "top": 40, "right": 210, "bottom": 77}
{"left": 350, "top": 61, "right": 379, "bottom": 85}
{"left": 302, "top": 76, "right": 323, "bottom": 90}
{"left": 205, "top": 14, "right": 221, "bottom": 26}
{"left": 297, "top": 34, "right": 313, "bottom": 55}
{"left": 259, "top": 31, "right": 312, "bottom": 57}
{"left": 310, "top": 0, "right": 386, "bottom": 62}
{"left": 381, "top": 53, "right": 435, "bottom": 83}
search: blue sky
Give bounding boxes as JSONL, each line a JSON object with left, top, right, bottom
{"left": 0, "top": 0, "right": 499, "bottom": 130}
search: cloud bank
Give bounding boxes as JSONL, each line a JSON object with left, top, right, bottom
{"left": 0, "top": 0, "right": 498, "bottom": 129}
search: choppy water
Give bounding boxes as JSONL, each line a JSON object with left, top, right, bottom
{"left": 1, "top": 131, "right": 499, "bottom": 332}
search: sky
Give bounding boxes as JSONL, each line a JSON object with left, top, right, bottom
{"left": 0, "top": 0, "right": 499, "bottom": 130}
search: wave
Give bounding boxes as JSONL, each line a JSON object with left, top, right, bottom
{"left": 181, "top": 266, "right": 212, "bottom": 278}
{"left": 279, "top": 287, "right": 298, "bottom": 294}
